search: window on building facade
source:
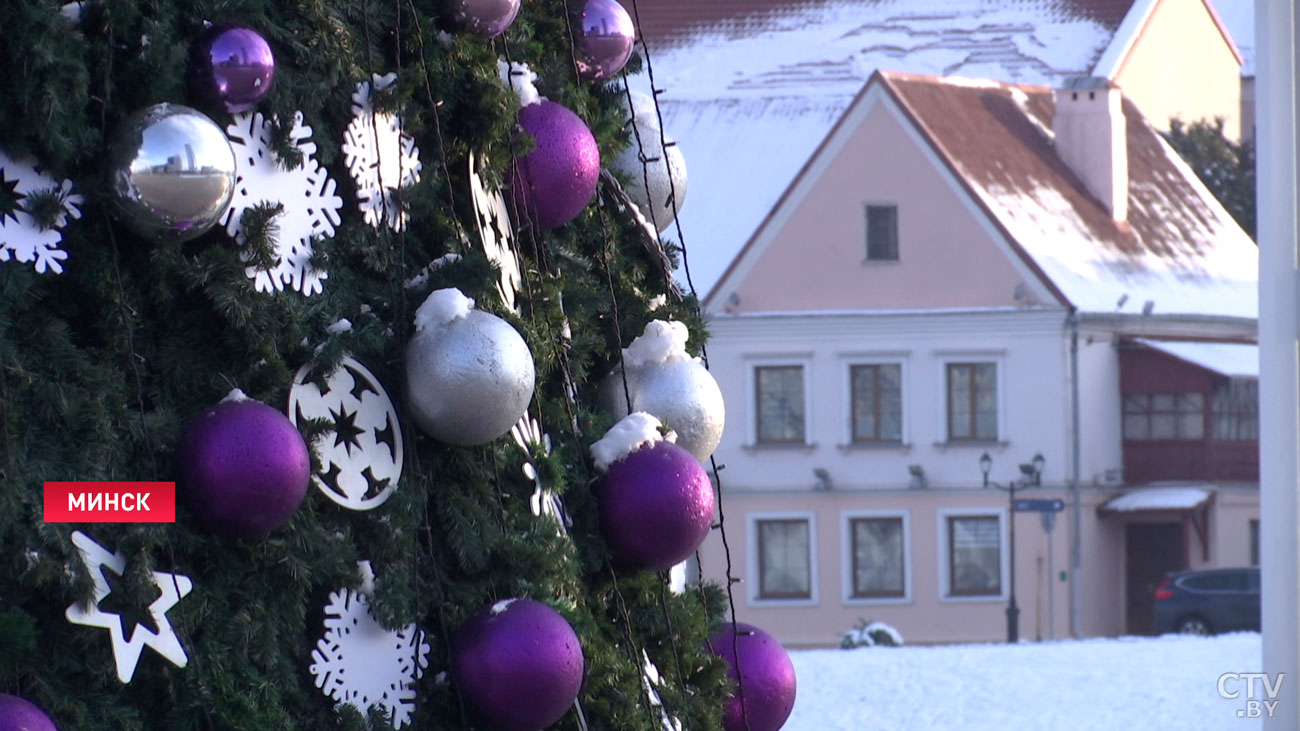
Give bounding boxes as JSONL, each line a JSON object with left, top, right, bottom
{"left": 1213, "top": 380, "right": 1259, "bottom": 441}
{"left": 850, "top": 517, "right": 905, "bottom": 598}
{"left": 756, "top": 519, "right": 811, "bottom": 599}
{"left": 1122, "top": 393, "right": 1205, "bottom": 440}
{"left": 946, "top": 362, "right": 997, "bottom": 441}
{"left": 851, "top": 364, "right": 903, "bottom": 443}
{"left": 1251, "top": 519, "right": 1260, "bottom": 566}
{"left": 755, "top": 365, "right": 805, "bottom": 444}
{"left": 865, "top": 205, "right": 898, "bottom": 261}
{"left": 948, "top": 515, "right": 1001, "bottom": 596}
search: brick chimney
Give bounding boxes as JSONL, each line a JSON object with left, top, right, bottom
{"left": 1053, "top": 77, "right": 1127, "bottom": 222}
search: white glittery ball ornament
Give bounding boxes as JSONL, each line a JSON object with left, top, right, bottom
{"left": 610, "top": 115, "right": 687, "bottom": 233}
{"left": 406, "top": 288, "right": 535, "bottom": 446}
{"left": 598, "top": 320, "right": 724, "bottom": 462}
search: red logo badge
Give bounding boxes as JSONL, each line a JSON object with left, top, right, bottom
{"left": 43, "top": 482, "right": 176, "bottom": 523}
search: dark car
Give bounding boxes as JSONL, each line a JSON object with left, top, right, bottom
{"left": 1153, "top": 567, "right": 1260, "bottom": 635}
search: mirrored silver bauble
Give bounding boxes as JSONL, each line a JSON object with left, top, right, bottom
{"left": 406, "top": 310, "right": 535, "bottom": 446}
{"left": 610, "top": 117, "right": 687, "bottom": 233}
{"left": 598, "top": 358, "right": 724, "bottom": 462}
{"left": 107, "top": 103, "right": 236, "bottom": 243}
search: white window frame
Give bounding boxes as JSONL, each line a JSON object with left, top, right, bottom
{"left": 863, "top": 201, "right": 901, "bottom": 264}
{"left": 841, "top": 509, "right": 912, "bottom": 605}
{"left": 840, "top": 354, "right": 908, "bottom": 447}
{"left": 936, "top": 507, "right": 1009, "bottom": 602}
{"left": 936, "top": 353, "right": 1007, "bottom": 444}
{"left": 748, "top": 511, "right": 819, "bottom": 606}
{"left": 745, "top": 355, "right": 814, "bottom": 448}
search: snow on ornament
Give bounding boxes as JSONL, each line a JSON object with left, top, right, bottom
{"left": 467, "top": 152, "right": 522, "bottom": 311}
{"left": 598, "top": 320, "right": 725, "bottom": 462}
{"left": 405, "top": 288, "right": 535, "bottom": 446}
{"left": 289, "top": 356, "right": 403, "bottom": 511}
{"left": 64, "top": 531, "right": 193, "bottom": 683}
{"left": 0, "top": 150, "right": 83, "bottom": 274}
{"left": 311, "top": 561, "right": 430, "bottom": 729}
{"left": 342, "top": 73, "right": 422, "bottom": 232}
{"left": 591, "top": 413, "right": 715, "bottom": 572}
{"left": 222, "top": 111, "right": 343, "bottom": 295}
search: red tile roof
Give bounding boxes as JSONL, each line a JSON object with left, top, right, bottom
{"left": 873, "top": 70, "right": 1255, "bottom": 315}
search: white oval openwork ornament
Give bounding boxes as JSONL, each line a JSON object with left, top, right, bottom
{"left": 289, "top": 355, "right": 403, "bottom": 510}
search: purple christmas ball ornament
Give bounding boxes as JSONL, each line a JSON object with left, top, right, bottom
{"left": 176, "top": 394, "right": 310, "bottom": 538}
{"left": 451, "top": 598, "right": 585, "bottom": 730}
{"left": 707, "top": 623, "right": 797, "bottom": 731}
{"left": 443, "top": 0, "right": 521, "bottom": 38}
{"left": 189, "top": 25, "right": 276, "bottom": 113}
{"left": 510, "top": 100, "right": 600, "bottom": 230}
{"left": 597, "top": 441, "right": 714, "bottom": 572}
{"left": 573, "top": 0, "right": 637, "bottom": 80}
{"left": 0, "top": 694, "right": 57, "bottom": 731}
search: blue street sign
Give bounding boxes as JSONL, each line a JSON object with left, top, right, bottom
{"left": 1013, "top": 498, "right": 1065, "bottom": 513}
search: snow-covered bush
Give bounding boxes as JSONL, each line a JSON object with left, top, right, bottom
{"left": 841, "top": 618, "right": 904, "bottom": 649}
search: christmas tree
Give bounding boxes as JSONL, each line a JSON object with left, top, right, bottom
{"left": 0, "top": 1, "right": 791, "bottom": 729}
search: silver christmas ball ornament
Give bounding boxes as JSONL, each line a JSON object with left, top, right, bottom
{"left": 107, "top": 103, "right": 237, "bottom": 243}
{"left": 599, "top": 358, "right": 724, "bottom": 462}
{"left": 611, "top": 116, "right": 687, "bottom": 233}
{"left": 406, "top": 310, "right": 535, "bottom": 446}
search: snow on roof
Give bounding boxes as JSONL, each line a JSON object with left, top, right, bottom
{"left": 634, "top": 0, "right": 1135, "bottom": 298}
{"left": 1099, "top": 486, "right": 1212, "bottom": 513}
{"left": 1210, "top": 0, "right": 1254, "bottom": 76}
{"left": 879, "top": 72, "right": 1257, "bottom": 318}
{"left": 1133, "top": 338, "right": 1258, "bottom": 377}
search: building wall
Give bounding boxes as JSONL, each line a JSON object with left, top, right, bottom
{"left": 716, "top": 91, "right": 1043, "bottom": 315}
{"left": 697, "top": 488, "right": 1073, "bottom": 647}
{"left": 704, "top": 309, "right": 1070, "bottom": 492}
{"left": 696, "top": 309, "right": 1260, "bottom": 646}
{"left": 698, "top": 309, "right": 1076, "bottom": 646}
{"left": 1075, "top": 326, "right": 1124, "bottom": 487}
{"left": 1113, "top": 0, "right": 1242, "bottom": 138}
{"left": 1209, "top": 488, "right": 1261, "bottom": 567}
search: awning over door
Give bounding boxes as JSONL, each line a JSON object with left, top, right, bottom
{"left": 1098, "top": 486, "right": 1215, "bottom": 559}
{"left": 1097, "top": 486, "right": 1213, "bottom": 514}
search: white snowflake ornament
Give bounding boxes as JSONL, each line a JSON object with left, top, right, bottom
{"left": 0, "top": 151, "right": 83, "bottom": 274}
{"left": 288, "top": 355, "right": 403, "bottom": 511}
{"left": 641, "top": 651, "right": 685, "bottom": 731}
{"left": 223, "top": 111, "right": 343, "bottom": 295}
{"left": 311, "top": 561, "right": 430, "bottom": 729}
{"left": 342, "top": 74, "right": 421, "bottom": 232}
{"left": 64, "top": 531, "right": 193, "bottom": 683}
{"left": 510, "top": 415, "right": 570, "bottom": 533}
{"left": 467, "top": 152, "right": 523, "bottom": 311}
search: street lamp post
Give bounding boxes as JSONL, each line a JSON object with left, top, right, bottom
{"left": 980, "top": 451, "right": 1045, "bottom": 644}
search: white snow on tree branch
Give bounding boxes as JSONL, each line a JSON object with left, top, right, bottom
{"left": 498, "top": 59, "right": 541, "bottom": 107}
{"left": 342, "top": 73, "right": 422, "bottom": 232}
{"left": 413, "top": 287, "right": 473, "bottom": 332}
{"left": 623, "top": 320, "right": 691, "bottom": 367}
{"left": 591, "top": 412, "right": 670, "bottom": 472}
{"left": 223, "top": 111, "right": 343, "bottom": 296}
{"left": 310, "top": 562, "right": 430, "bottom": 729}
{"left": 0, "top": 151, "right": 83, "bottom": 275}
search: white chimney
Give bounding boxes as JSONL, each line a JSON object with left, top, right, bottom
{"left": 1053, "top": 77, "right": 1127, "bottom": 222}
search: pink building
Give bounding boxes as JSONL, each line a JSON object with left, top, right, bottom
{"left": 690, "top": 70, "right": 1258, "bottom": 647}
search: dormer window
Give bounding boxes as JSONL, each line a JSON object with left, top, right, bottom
{"left": 865, "top": 204, "right": 898, "bottom": 261}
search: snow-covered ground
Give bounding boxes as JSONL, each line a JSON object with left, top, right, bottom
{"left": 788, "top": 633, "right": 1263, "bottom": 730}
